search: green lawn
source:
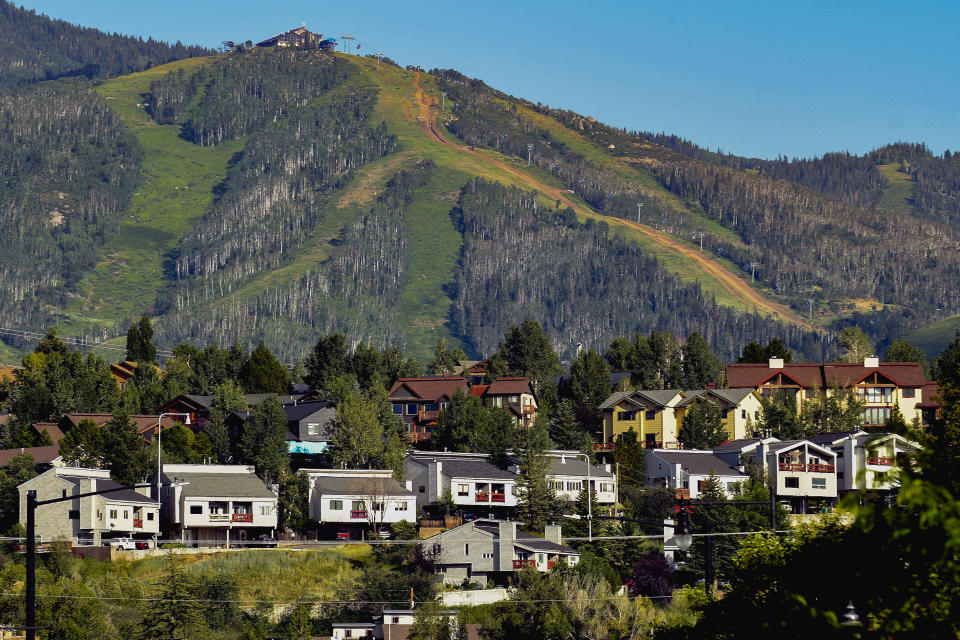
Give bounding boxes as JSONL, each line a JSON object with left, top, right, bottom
{"left": 905, "top": 314, "right": 960, "bottom": 359}
{"left": 875, "top": 162, "right": 916, "bottom": 216}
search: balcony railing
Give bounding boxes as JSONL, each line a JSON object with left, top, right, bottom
{"left": 209, "top": 513, "right": 230, "bottom": 522}
{"left": 133, "top": 518, "right": 143, "bottom": 528}
{"left": 417, "top": 409, "right": 440, "bottom": 422}
{"left": 675, "top": 488, "right": 690, "bottom": 500}
{"left": 475, "top": 492, "right": 490, "bottom": 502}
{"left": 867, "top": 456, "right": 895, "bottom": 466}
{"left": 644, "top": 441, "right": 664, "bottom": 449}
{"left": 408, "top": 431, "right": 431, "bottom": 443}
{"left": 350, "top": 510, "right": 368, "bottom": 519}
{"left": 778, "top": 463, "right": 836, "bottom": 473}
{"left": 593, "top": 443, "right": 615, "bottom": 452}
{"left": 231, "top": 513, "right": 253, "bottom": 523}
{"left": 491, "top": 492, "right": 506, "bottom": 503}
{"left": 512, "top": 559, "right": 536, "bottom": 569}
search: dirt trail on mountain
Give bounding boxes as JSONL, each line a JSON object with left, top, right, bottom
{"left": 411, "top": 73, "right": 813, "bottom": 330}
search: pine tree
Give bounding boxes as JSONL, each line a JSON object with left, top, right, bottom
{"left": 514, "top": 418, "right": 563, "bottom": 532}
{"left": 563, "top": 349, "right": 612, "bottom": 430}
{"left": 125, "top": 321, "right": 143, "bottom": 362}
{"left": 427, "top": 337, "right": 467, "bottom": 375}
{"left": 239, "top": 341, "right": 290, "bottom": 394}
{"left": 678, "top": 402, "right": 728, "bottom": 448}
{"left": 102, "top": 408, "right": 152, "bottom": 486}
{"left": 137, "top": 554, "right": 206, "bottom": 639}
{"left": 239, "top": 397, "right": 289, "bottom": 483}
{"left": 495, "top": 320, "right": 563, "bottom": 392}
{"left": 138, "top": 315, "right": 158, "bottom": 363}
{"left": 681, "top": 332, "right": 722, "bottom": 389}
{"left": 205, "top": 380, "right": 246, "bottom": 462}
{"left": 304, "top": 333, "right": 351, "bottom": 392}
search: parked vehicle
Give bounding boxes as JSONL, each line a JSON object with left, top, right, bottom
{"left": 109, "top": 538, "right": 151, "bottom": 550}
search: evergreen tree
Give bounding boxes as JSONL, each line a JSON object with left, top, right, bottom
{"left": 138, "top": 315, "right": 158, "bottom": 363}
{"left": 681, "top": 332, "right": 722, "bottom": 389}
{"left": 238, "top": 398, "right": 290, "bottom": 483}
{"left": 427, "top": 337, "right": 467, "bottom": 375}
{"left": 933, "top": 331, "right": 960, "bottom": 389}
{"left": 205, "top": 380, "right": 246, "bottom": 462}
{"left": 613, "top": 429, "right": 646, "bottom": 487}
{"left": 604, "top": 337, "right": 633, "bottom": 372}
{"left": 59, "top": 418, "right": 106, "bottom": 468}
{"left": 884, "top": 338, "right": 926, "bottom": 364}
{"left": 125, "top": 321, "right": 143, "bottom": 362}
{"left": 430, "top": 389, "right": 515, "bottom": 461}
{"left": 548, "top": 399, "right": 590, "bottom": 451}
{"left": 562, "top": 349, "right": 611, "bottom": 430}
{"left": 0, "top": 452, "right": 37, "bottom": 532}
{"left": 798, "top": 387, "right": 863, "bottom": 437}
{"left": 687, "top": 474, "right": 737, "bottom": 581}
{"left": 239, "top": 341, "right": 290, "bottom": 394}
{"left": 351, "top": 341, "right": 384, "bottom": 390}
{"left": 494, "top": 320, "right": 563, "bottom": 392}
{"left": 330, "top": 390, "right": 384, "bottom": 469}
{"left": 137, "top": 554, "right": 206, "bottom": 640}
{"left": 678, "top": 402, "right": 728, "bottom": 448}
{"left": 162, "top": 424, "right": 212, "bottom": 464}
{"left": 514, "top": 418, "right": 563, "bottom": 532}
{"left": 755, "top": 395, "right": 803, "bottom": 439}
{"left": 102, "top": 408, "right": 152, "bottom": 486}
{"left": 738, "top": 337, "right": 793, "bottom": 363}
{"left": 304, "top": 333, "right": 351, "bottom": 392}
{"left": 884, "top": 403, "right": 911, "bottom": 436}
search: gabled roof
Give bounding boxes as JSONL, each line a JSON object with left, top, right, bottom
{"left": 676, "top": 388, "right": 757, "bottom": 408}
{"left": 651, "top": 450, "right": 748, "bottom": 477}
{"left": 61, "top": 475, "right": 154, "bottom": 504}
{"left": 471, "top": 520, "right": 579, "bottom": 555}
{"left": 546, "top": 457, "right": 614, "bottom": 479}
{"left": 163, "top": 394, "right": 306, "bottom": 412}
{"left": 388, "top": 377, "right": 468, "bottom": 402}
{"left": 808, "top": 430, "right": 867, "bottom": 446}
{"left": 917, "top": 382, "right": 942, "bottom": 408}
{"left": 766, "top": 440, "right": 836, "bottom": 458}
{"left": 713, "top": 437, "right": 775, "bottom": 453}
{"left": 283, "top": 400, "right": 334, "bottom": 422}
{"left": 598, "top": 389, "right": 681, "bottom": 410}
{"left": 309, "top": 475, "right": 415, "bottom": 497}
{"left": 0, "top": 446, "right": 61, "bottom": 467}
{"left": 33, "top": 422, "right": 64, "bottom": 445}
{"left": 485, "top": 377, "right": 534, "bottom": 396}
{"left": 407, "top": 452, "right": 515, "bottom": 480}
{"left": 726, "top": 362, "right": 928, "bottom": 389}
{"left": 852, "top": 432, "right": 921, "bottom": 450}
{"left": 162, "top": 465, "right": 277, "bottom": 499}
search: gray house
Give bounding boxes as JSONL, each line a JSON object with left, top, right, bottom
{"left": 284, "top": 400, "right": 336, "bottom": 455}
{"left": 427, "top": 519, "right": 579, "bottom": 586}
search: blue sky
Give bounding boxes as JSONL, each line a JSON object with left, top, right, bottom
{"left": 18, "top": 0, "right": 960, "bottom": 159}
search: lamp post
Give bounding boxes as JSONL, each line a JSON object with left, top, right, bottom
{"left": 157, "top": 413, "right": 190, "bottom": 508}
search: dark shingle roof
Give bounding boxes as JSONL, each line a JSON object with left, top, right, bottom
{"left": 408, "top": 453, "right": 514, "bottom": 480}
{"left": 0, "top": 445, "right": 61, "bottom": 467}
{"left": 283, "top": 400, "right": 334, "bottom": 422}
{"left": 62, "top": 476, "right": 154, "bottom": 504}
{"left": 547, "top": 457, "right": 614, "bottom": 478}
{"left": 653, "top": 451, "right": 747, "bottom": 477}
{"left": 310, "top": 475, "right": 415, "bottom": 497}
{"left": 162, "top": 470, "right": 276, "bottom": 499}
{"left": 472, "top": 521, "right": 578, "bottom": 554}
{"left": 714, "top": 438, "right": 766, "bottom": 452}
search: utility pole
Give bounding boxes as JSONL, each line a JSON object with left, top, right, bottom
{"left": 698, "top": 232, "right": 705, "bottom": 252}
{"left": 750, "top": 263, "right": 757, "bottom": 282}
{"left": 636, "top": 202, "right": 643, "bottom": 223}
{"left": 527, "top": 143, "right": 534, "bottom": 166}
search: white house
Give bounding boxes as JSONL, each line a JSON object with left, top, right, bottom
{"left": 301, "top": 469, "right": 417, "bottom": 539}
{"left": 404, "top": 451, "right": 518, "bottom": 515}
{"left": 161, "top": 464, "right": 278, "bottom": 547}
{"left": 810, "top": 431, "right": 920, "bottom": 493}
{"left": 644, "top": 449, "right": 750, "bottom": 499}
{"left": 543, "top": 452, "right": 617, "bottom": 504}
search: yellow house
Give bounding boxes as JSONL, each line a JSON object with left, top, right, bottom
{"left": 598, "top": 390, "right": 684, "bottom": 450}
{"left": 674, "top": 388, "right": 764, "bottom": 442}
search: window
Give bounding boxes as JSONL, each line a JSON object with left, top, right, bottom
{"left": 902, "top": 387, "right": 916, "bottom": 398}
{"left": 345, "top": 631, "right": 352, "bottom": 638}
{"left": 329, "top": 499, "right": 343, "bottom": 510}
{"left": 261, "top": 506, "right": 272, "bottom": 515}
{"left": 741, "top": 409, "right": 747, "bottom": 419}
{"left": 482, "top": 552, "right": 494, "bottom": 559}
{"left": 307, "top": 423, "right": 320, "bottom": 435}
{"left": 110, "top": 509, "right": 118, "bottom": 519}
{"left": 372, "top": 502, "right": 384, "bottom": 511}
{"left": 392, "top": 617, "right": 400, "bottom": 624}
{"left": 189, "top": 505, "right": 202, "bottom": 515}
{"left": 858, "top": 387, "right": 893, "bottom": 404}
{"left": 464, "top": 544, "right": 469, "bottom": 556}
{"left": 862, "top": 407, "right": 891, "bottom": 425}
{"left": 406, "top": 403, "right": 418, "bottom": 415}
{"left": 784, "top": 478, "right": 799, "bottom": 489}
{"left": 617, "top": 411, "right": 636, "bottom": 420}
{"left": 124, "top": 510, "right": 129, "bottom": 519}
{"left": 726, "top": 482, "right": 739, "bottom": 492}
{"left": 424, "top": 403, "right": 438, "bottom": 412}
{"left": 458, "top": 484, "right": 469, "bottom": 496}
{"left": 645, "top": 410, "right": 656, "bottom": 420}
{"left": 392, "top": 403, "right": 404, "bottom": 415}
{"left": 440, "top": 402, "right": 449, "bottom": 410}
{"left": 418, "top": 485, "right": 426, "bottom": 493}
{"left": 396, "top": 501, "right": 408, "bottom": 511}
{"left": 61, "top": 489, "right": 67, "bottom": 499}
{"left": 147, "top": 512, "right": 154, "bottom": 521}
{"left": 352, "top": 501, "right": 364, "bottom": 511}
{"left": 68, "top": 510, "right": 79, "bottom": 520}
{"left": 721, "top": 409, "right": 730, "bottom": 418}
{"left": 811, "top": 477, "right": 827, "bottom": 489}
{"left": 97, "top": 510, "right": 102, "bottom": 521}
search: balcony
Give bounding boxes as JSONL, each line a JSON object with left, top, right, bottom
{"left": 513, "top": 559, "right": 536, "bottom": 569}
{"left": 675, "top": 488, "right": 690, "bottom": 500}
{"left": 408, "top": 431, "right": 431, "bottom": 443}
{"left": 350, "top": 510, "right": 368, "bottom": 519}
{"left": 778, "top": 463, "right": 836, "bottom": 473}
{"left": 231, "top": 513, "right": 253, "bottom": 523}
{"left": 867, "top": 456, "right": 895, "bottom": 466}
{"left": 644, "top": 441, "right": 664, "bottom": 449}
{"left": 133, "top": 518, "right": 143, "bottom": 528}
{"left": 417, "top": 409, "right": 440, "bottom": 422}
{"left": 491, "top": 492, "right": 506, "bottom": 503}
{"left": 209, "top": 513, "right": 230, "bottom": 522}
{"left": 475, "top": 492, "right": 490, "bottom": 503}
{"left": 593, "top": 443, "right": 615, "bottom": 452}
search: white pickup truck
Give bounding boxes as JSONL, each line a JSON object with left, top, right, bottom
{"left": 109, "top": 538, "right": 150, "bottom": 550}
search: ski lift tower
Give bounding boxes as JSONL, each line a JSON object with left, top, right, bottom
{"left": 341, "top": 34, "right": 355, "bottom": 53}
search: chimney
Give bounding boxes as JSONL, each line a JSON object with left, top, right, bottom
{"left": 497, "top": 521, "right": 516, "bottom": 571}
{"left": 768, "top": 358, "right": 784, "bottom": 369}
{"left": 544, "top": 524, "right": 561, "bottom": 545}
{"left": 864, "top": 356, "right": 879, "bottom": 368}
{"left": 404, "top": 480, "right": 413, "bottom": 491}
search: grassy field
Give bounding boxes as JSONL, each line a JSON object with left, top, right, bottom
{"left": 875, "top": 162, "right": 916, "bottom": 216}
{"left": 63, "top": 56, "right": 241, "bottom": 333}
{"left": 905, "top": 314, "right": 960, "bottom": 359}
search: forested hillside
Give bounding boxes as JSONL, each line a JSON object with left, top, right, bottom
{"left": 0, "top": 0, "right": 210, "bottom": 88}
{"left": 452, "top": 180, "right": 824, "bottom": 360}
{"left": 0, "top": 79, "right": 141, "bottom": 329}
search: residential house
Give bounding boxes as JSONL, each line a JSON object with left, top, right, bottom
{"left": 714, "top": 437, "right": 837, "bottom": 513}
{"left": 301, "top": 469, "right": 417, "bottom": 539}
{"left": 0, "top": 446, "right": 63, "bottom": 469}
{"left": 427, "top": 520, "right": 579, "bottom": 586}
{"left": 453, "top": 359, "right": 489, "bottom": 385}
{"left": 726, "top": 357, "right": 929, "bottom": 427}
{"left": 18, "top": 467, "right": 159, "bottom": 545}
{"left": 598, "top": 389, "right": 683, "bottom": 451}
{"left": 283, "top": 400, "right": 336, "bottom": 457}
{"left": 404, "top": 451, "right": 518, "bottom": 516}
{"left": 387, "top": 377, "right": 469, "bottom": 443}
{"left": 62, "top": 413, "right": 179, "bottom": 443}
{"left": 160, "top": 393, "right": 307, "bottom": 431}
{"left": 917, "top": 381, "right": 942, "bottom": 425}
{"left": 331, "top": 622, "right": 376, "bottom": 639}
{"left": 543, "top": 452, "right": 617, "bottom": 504}
{"left": 810, "top": 431, "right": 920, "bottom": 493}
{"left": 32, "top": 422, "right": 64, "bottom": 446}
{"left": 673, "top": 388, "right": 764, "bottom": 442}
{"left": 330, "top": 609, "right": 481, "bottom": 640}
{"left": 472, "top": 377, "right": 538, "bottom": 427}
{"left": 644, "top": 449, "right": 750, "bottom": 499}
{"left": 255, "top": 25, "right": 324, "bottom": 49}
{"left": 109, "top": 360, "right": 138, "bottom": 390}
{"left": 161, "top": 464, "right": 278, "bottom": 547}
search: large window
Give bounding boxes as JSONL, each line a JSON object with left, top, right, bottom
{"left": 645, "top": 410, "right": 656, "bottom": 420}
{"left": 784, "top": 478, "right": 799, "bottom": 489}
{"left": 406, "top": 403, "right": 418, "bottom": 415}
{"left": 811, "top": 477, "right": 827, "bottom": 489}
{"left": 457, "top": 484, "right": 469, "bottom": 496}
{"left": 392, "top": 403, "right": 404, "bottom": 415}
{"left": 307, "top": 423, "right": 320, "bottom": 435}
{"left": 189, "top": 505, "right": 202, "bottom": 515}
{"left": 424, "top": 403, "right": 438, "bottom": 412}
{"left": 902, "top": 387, "right": 916, "bottom": 398}
{"left": 863, "top": 407, "right": 891, "bottom": 425}
{"left": 110, "top": 509, "right": 118, "bottom": 519}
{"left": 617, "top": 411, "right": 636, "bottom": 420}
{"left": 329, "top": 500, "right": 343, "bottom": 510}
{"left": 858, "top": 387, "right": 893, "bottom": 404}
